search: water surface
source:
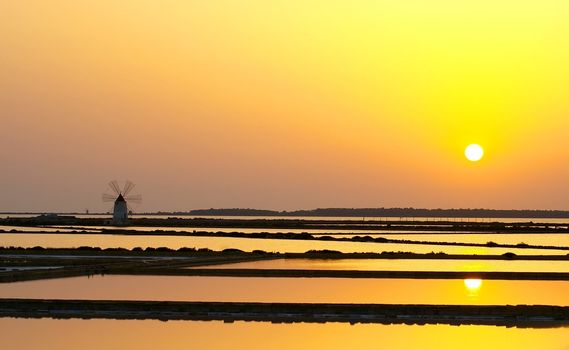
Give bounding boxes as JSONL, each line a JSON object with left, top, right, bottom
{"left": 1, "top": 275, "right": 568, "bottom": 306}
{"left": 0, "top": 226, "right": 78, "bottom": 233}
{"left": 382, "top": 233, "right": 569, "bottom": 247}
{"left": 0, "top": 319, "right": 567, "bottom": 350}
{"left": 197, "top": 258, "right": 569, "bottom": 273}
{"left": 1, "top": 233, "right": 565, "bottom": 255}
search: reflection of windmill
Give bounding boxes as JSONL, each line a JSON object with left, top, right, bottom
{"left": 102, "top": 180, "right": 142, "bottom": 225}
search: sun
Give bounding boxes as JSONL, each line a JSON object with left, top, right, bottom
{"left": 465, "top": 144, "right": 484, "bottom": 162}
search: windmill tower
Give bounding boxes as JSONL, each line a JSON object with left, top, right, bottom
{"left": 102, "top": 180, "right": 142, "bottom": 225}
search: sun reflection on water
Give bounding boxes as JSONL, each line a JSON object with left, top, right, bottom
{"left": 464, "top": 279, "right": 483, "bottom": 298}
{"left": 464, "top": 279, "right": 483, "bottom": 290}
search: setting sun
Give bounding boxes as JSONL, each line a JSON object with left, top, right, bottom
{"left": 465, "top": 144, "right": 484, "bottom": 162}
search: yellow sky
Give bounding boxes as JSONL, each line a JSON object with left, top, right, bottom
{"left": 1, "top": 1, "right": 569, "bottom": 211}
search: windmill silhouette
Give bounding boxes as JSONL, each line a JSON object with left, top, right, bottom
{"left": 102, "top": 180, "right": 142, "bottom": 225}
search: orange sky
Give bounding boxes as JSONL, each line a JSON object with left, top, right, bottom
{"left": 2, "top": 1, "right": 569, "bottom": 212}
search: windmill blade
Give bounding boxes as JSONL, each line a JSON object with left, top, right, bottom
{"left": 125, "top": 194, "right": 142, "bottom": 204}
{"left": 126, "top": 203, "right": 137, "bottom": 214}
{"left": 123, "top": 180, "right": 136, "bottom": 196}
{"left": 108, "top": 180, "right": 121, "bottom": 195}
{"left": 126, "top": 197, "right": 142, "bottom": 213}
{"left": 102, "top": 193, "right": 117, "bottom": 202}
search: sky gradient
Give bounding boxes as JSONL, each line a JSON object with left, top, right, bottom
{"left": 2, "top": 1, "right": 569, "bottom": 212}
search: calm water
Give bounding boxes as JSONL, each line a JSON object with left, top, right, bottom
{"left": 2, "top": 275, "right": 568, "bottom": 306}
{"left": 0, "top": 319, "right": 567, "bottom": 350}
{"left": 196, "top": 258, "right": 569, "bottom": 273}
{"left": 0, "top": 224, "right": 533, "bottom": 235}
{"left": 0, "top": 225, "right": 78, "bottom": 233}
{"left": 54, "top": 225, "right": 569, "bottom": 240}
{"left": 380, "top": 233, "right": 569, "bottom": 247}
{"left": 53, "top": 225, "right": 466, "bottom": 235}
{"left": 1, "top": 233, "right": 566, "bottom": 255}
{"left": 7, "top": 225, "right": 569, "bottom": 248}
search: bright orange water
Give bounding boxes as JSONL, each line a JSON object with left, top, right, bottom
{"left": 0, "top": 319, "right": 567, "bottom": 350}
{"left": 1, "top": 233, "right": 564, "bottom": 255}
{"left": 196, "top": 258, "right": 569, "bottom": 273}
{"left": 1, "top": 275, "right": 568, "bottom": 305}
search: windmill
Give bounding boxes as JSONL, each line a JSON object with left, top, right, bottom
{"left": 102, "top": 180, "right": 142, "bottom": 225}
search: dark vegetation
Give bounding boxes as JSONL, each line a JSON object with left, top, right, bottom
{"left": 2, "top": 216, "right": 569, "bottom": 233}
{"left": 174, "top": 268, "right": 569, "bottom": 281}
{"left": 2, "top": 246, "right": 569, "bottom": 260}
{"left": 8, "top": 227, "right": 567, "bottom": 251}
{"left": 2, "top": 299, "right": 569, "bottom": 327}
{"left": 2, "top": 246, "right": 569, "bottom": 284}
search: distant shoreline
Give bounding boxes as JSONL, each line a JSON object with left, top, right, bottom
{"left": 5, "top": 207, "right": 569, "bottom": 219}
{"left": 182, "top": 208, "right": 569, "bottom": 218}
